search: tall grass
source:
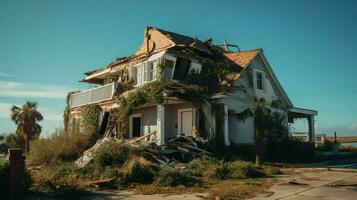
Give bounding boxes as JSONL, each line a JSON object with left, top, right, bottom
{"left": 28, "top": 128, "right": 93, "bottom": 165}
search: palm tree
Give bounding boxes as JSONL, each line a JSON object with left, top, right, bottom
{"left": 10, "top": 101, "right": 43, "bottom": 154}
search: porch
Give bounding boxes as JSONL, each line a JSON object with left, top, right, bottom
{"left": 288, "top": 107, "right": 318, "bottom": 143}
{"left": 125, "top": 100, "right": 201, "bottom": 145}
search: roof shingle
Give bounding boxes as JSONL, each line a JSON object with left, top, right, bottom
{"left": 224, "top": 49, "right": 261, "bottom": 68}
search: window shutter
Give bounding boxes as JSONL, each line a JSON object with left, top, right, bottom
{"left": 131, "top": 66, "right": 137, "bottom": 85}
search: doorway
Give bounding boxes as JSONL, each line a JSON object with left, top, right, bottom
{"left": 130, "top": 114, "right": 142, "bottom": 138}
{"left": 178, "top": 108, "right": 193, "bottom": 136}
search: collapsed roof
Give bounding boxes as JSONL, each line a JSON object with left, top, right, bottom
{"left": 83, "top": 26, "right": 261, "bottom": 81}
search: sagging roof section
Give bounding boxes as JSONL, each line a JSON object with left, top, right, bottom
{"left": 82, "top": 26, "right": 262, "bottom": 83}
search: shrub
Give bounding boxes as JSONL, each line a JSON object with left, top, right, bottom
{"left": 263, "top": 165, "right": 282, "bottom": 175}
{"left": 121, "top": 157, "right": 157, "bottom": 184}
{"left": 28, "top": 128, "right": 93, "bottom": 165}
{"left": 3, "top": 133, "right": 26, "bottom": 152}
{"left": 30, "top": 162, "right": 87, "bottom": 194}
{"left": 0, "top": 159, "right": 10, "bottom": 199}
{"left": 207, "top": 163, "right": 230, "bottom": 180}
{"left": 207, "top": 161, "right": 265, "bottom": 180}
{"left": 228, "top": 161, "right": 265, "bottom": 179}
{"left": 155, "top": 167, "right": 202, "bottom": 187}
{"left": 188, "top": 155, "right": 220, "bottom": 173}
{"left": 94, "top": 141, "right": 135, "bottom": 167}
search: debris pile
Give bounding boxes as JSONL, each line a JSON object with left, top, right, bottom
{"left": 75, "top": 133, "right": 215, "bottom": 168}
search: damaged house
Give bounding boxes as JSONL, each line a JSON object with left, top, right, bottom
{"left": 67, "top": 27, "right": 317, "bottom": 149}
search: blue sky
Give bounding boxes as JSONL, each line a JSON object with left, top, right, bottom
{"left": 0, "top": 0, "right": 356, "bottom": 137}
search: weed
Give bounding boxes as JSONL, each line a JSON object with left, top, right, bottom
{"left": 155, "top": 167, "right": 202, "bottom": 187}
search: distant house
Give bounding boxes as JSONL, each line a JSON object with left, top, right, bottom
{"left": 67, "top": 27, "right": 317, "bottom": 146}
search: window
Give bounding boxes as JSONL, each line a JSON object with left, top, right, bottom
{"left": 256, "top": 71, "right": 264, "bottom": 90}
{"left": 173, "top": 57, "right": 191, "bottom": 80}
{"left": 134, "top": 64, "right": 143, "bottom": 86}
{"left": 190, "top": 62, "right": 202, "bottom": 74}
{"left": 162, "top": 59, "right": 175, "bottom": 80}
{"left": 148, "top": 61, "right": 157, "bottom": 81}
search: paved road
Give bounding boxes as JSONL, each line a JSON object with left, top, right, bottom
{"left": 251, "top": 168, "right": 357, "bottom": 200}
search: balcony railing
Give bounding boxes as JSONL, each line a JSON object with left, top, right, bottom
{"left": 69, "top": 82, "right": 116, "bottom": 108}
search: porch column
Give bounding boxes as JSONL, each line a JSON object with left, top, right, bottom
{"left": 307, "top": 116, "right": 315, "bottom": 142}
{"left": 224, "top": 105, "right": 230, "bottom": 146}
{"left": 157, "top": 104, "right": 165, "bottom": 145}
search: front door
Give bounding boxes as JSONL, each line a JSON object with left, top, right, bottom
{"left": 132, "top": 117, "right": 141, "bottom": 137}
{"left": 178, "top": 109, "right": 193, "bottom": 136}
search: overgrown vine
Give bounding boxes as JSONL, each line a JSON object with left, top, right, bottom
{"left": 81, "top": 104, "right": 102, "bottom": 141}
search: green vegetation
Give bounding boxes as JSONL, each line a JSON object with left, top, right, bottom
{"left": 0, "top": 133, "right": 26, "bottom": 154}
{"left": 10, "top": 101, "right": 43, "bottom": 154}
{"left": 115, "top": 80, "right": 205, "bottom": 136}
{"left": 154, "top": 167, "right": 202, "bottom": 187}
{"left": 28, "top": 138, "right": 278, "bottom": 196}
{"left": 93, "top": 141, "right": 136, "bottom": 167}
{"left": 81, "top": 104, "right": 102, "bottom": 141}
{"left": 28, "top": 128, "right": 93, "bottom": 165}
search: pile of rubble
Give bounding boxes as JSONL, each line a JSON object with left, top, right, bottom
{"left": 136, "top": 135, "right": 215, "bottom": 166}
{"left": 75, "top": 132, "right": 216, "bottom": 168}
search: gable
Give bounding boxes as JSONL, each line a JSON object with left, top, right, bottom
{"left": 134, "top": 28, "right": 174, "bottom": 56}
{"left": 241, "top": 52, "right": 293, "bottom": 109}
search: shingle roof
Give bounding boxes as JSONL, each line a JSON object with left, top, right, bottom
{"left": 224, "top": 49, "right": 261, "bottom": 68}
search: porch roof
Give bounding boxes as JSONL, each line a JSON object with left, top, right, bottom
{"left": 289, "top": 107, "right": 318, "bottom": 118}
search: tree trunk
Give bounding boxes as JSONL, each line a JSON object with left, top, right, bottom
{"left": 255, "top": 144, "right": 261, "bottom": 166}
{"left": 25, "top": 135, "right": 30, "bottom": 154}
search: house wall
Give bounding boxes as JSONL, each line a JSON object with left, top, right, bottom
{"left": 129, "top": 103, "right": 195, "bottom": 140}
{"left": 228, "top": 114, "right": 254, "bottom": 144}
{"left": 131, "top": 106, "right": 157, "bottom": 135}
{"left": 223, "top": 54, "right": 290, "bottom": 145}
{"left": 164, "top": 103, "right": 195, "bottom": 140}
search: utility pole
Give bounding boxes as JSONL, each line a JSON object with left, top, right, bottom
{"left": 334, "top": 131, "right": 337, "bottom": 143}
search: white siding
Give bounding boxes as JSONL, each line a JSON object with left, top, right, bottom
{"left": 131, "top": 106, "right": 157, "bottom": 135}
{"left": 228, "top": 114, "right": 254, "bottom": 144}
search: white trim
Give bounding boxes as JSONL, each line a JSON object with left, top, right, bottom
{"left": 148, "top": 51, "right": 166, "bottom": 61}
{"left": 224, "top": 105, "right": 230, "bottom": 146}
{"left": 163, "top": 54, "right": 177, "bottom": 79}
{"left": 157, "top": 104, "right": 165, "bottom": 145}
{"left": 129, "top": 113, "right": 142, "bottom": 138}
{"left": 258, "top": 52, "right": 293, "bottom": 108}
{"left": 85, "top": 68, "right": 111, "bottom": 80}
{"left": 290, "top": 107, "right": 318, "bottom": 116}
{"left": 177, "top": 108, "right": 194, "bottom": 135}
{"left": 253, "top": 69, "right": 266, "bottom": 92}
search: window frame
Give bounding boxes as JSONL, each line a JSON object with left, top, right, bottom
{"left": 253, "top": 69, "right": 265, "bottom": 91}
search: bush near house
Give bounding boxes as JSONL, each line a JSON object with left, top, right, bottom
{"left": 28, "top": 128, "right": 93, "bottom": 165}
{"left": 267, "top": 139, "right": 315, "bottom": 162}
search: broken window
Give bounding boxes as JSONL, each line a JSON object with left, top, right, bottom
{"left": 173, "top": 57, "right": 191, "bottom": 80}
{"left": 162, "top": 59, "right": 175, "bottom": 80}
{"left": 148, "top": 61, "right": 157, "bottom": 81}
{"left": 189, "top": 62, "right": 202, "bottom": 74}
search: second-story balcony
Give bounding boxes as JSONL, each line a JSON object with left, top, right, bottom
{"left": 69, "top": 82, "right": 117, "bottom": 108}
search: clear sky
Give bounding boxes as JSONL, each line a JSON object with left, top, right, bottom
{"left": 0, "top": 0, "right": 356, "bottom": 137}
